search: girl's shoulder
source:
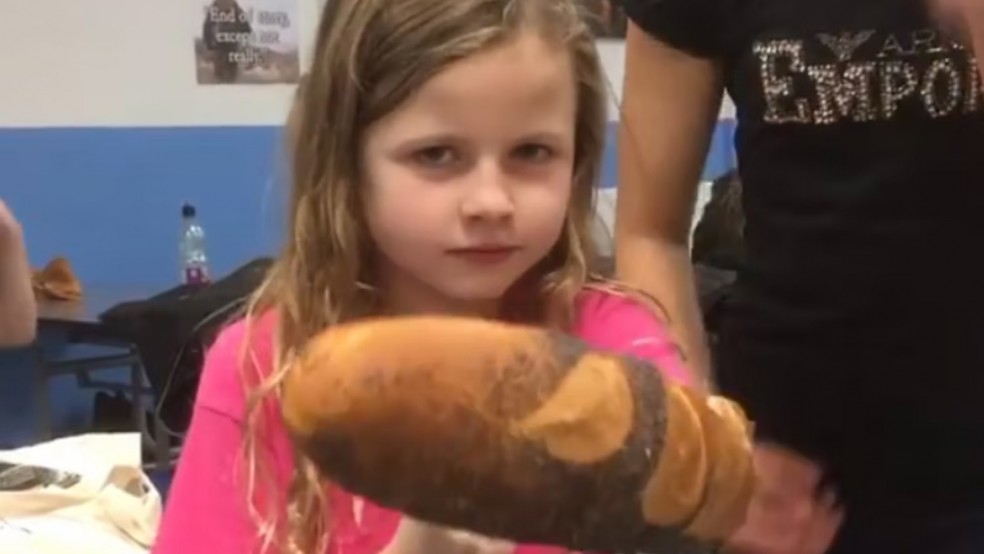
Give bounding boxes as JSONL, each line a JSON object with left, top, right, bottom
{"left": 574, "top": 286, "right": 666, "bottom": 336}
{"left": 194, "top": 311, "right": 278, "bottom": 419}
{"left": 574, "top": 287, "right": 691, "bottom": 385}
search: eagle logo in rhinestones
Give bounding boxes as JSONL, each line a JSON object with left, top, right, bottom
{"left": 817, "top": 30, "right": 876, "bottom": 62}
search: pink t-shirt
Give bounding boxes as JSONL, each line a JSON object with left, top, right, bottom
{"left": 152, "top": 290, "right": 690, "bottom": 554}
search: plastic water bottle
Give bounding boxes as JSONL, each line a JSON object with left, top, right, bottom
{"left": 180, "top": 203, "right": 211, "bottom": 286}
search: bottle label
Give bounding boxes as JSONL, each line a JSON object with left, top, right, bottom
{"left": 185, "top": 267, "right": 210, "bottom": 286}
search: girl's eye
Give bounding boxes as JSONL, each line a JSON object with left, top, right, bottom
{"left": 513, "top": 143, "right": 554, "bottom": 162}
{"left": 412, "top": 146, "right": 457, "bottom": 167}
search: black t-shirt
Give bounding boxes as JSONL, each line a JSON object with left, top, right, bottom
{"left": 619, "top": 0, "right": 984, "bottom": 510}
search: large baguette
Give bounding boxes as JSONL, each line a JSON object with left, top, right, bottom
{"left": 282, "top": 316, "right": 755, "bottom": 553}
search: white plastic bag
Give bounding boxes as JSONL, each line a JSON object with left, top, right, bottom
{"left": 0, "top": 433, "right": 161, "bottom": 554}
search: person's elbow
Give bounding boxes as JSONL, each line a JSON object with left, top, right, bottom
{"left": 0, "top": 319, "right": 37, "bottom": 347}
{"left": 0, "top": 302, "right": 37, "bottom": 347}
{"left": 8, "top": 325, "right": 37, "bottom": 347}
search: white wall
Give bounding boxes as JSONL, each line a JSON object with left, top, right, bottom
{"left": 595, "top": 40, "right": 732, "bottom": 254}
{"left": 0, "top": 1, "right": 732, "bottom": 128}
{"left": 0, "top": 0, "right": 321, "bottom": 128}
{"left": 0, "top": 0, "right": 724, "bottom": 258}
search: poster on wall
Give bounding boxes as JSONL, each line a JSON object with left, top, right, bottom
{"left": 195, "top": 0, "right": 301, "bottom": 85}
{"left": 580, "top": 0, "right": 627, "bottom": 39}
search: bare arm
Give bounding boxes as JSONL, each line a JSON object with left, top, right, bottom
{"left": 0, "top": 200, "right": 37, "bottom": 347}
{"left": 931, "top": 0, "right": 984, "bottom": 76}
{"left": 615, "top": 23, "right": 725, "bottom": 384}
{"left": 381, "top": 520, "right": 512, "bottom": 554}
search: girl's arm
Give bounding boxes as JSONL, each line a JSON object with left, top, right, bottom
{"left": 382, "top": 520, "right": 512, "bottom": 554}
{"left": 0, "top": 200, "right": 37, "bottom": 347}
{"left": 153, "top": 403, "right": 269, "bottom": 553}
{"left": 153, "top": 324, "right": 290, "bottom": 553}
{"left": 156, "top": 406, "right": 506, "bottom": 554}
{"left": 155, "top": 322, "right": 505, "bottom": 554}
{"left": 614, "top": 22, "right": 725, "bottom": 384}
{"left": 578, "top": 290, "right": 698, "bottom": 387}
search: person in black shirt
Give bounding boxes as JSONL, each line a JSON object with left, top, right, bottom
{"left": 614, "top": 0, "right": 984, "bottom": 553}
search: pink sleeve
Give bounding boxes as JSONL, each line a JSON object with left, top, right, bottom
{"left": 153, "top": 320, "right": 290, "bottom": 554}
{"left": 574, "top": 290, "right": 694, "bottom": 386}
{"left": 152, "top": 405, "right": 264, "bottom": 554}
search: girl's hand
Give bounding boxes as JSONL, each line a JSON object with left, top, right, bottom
{"left": 384, "top": 517, "right": 513, "bottom": 554}
{"left": 725, "top": 444, "right": 843, "bottom": 554}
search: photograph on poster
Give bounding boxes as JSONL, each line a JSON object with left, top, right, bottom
{"left": 194, "top": 0, "right": 301, "bottom": 85}
{"left": 580, "top": 0, "right": 627, "bottom": 39}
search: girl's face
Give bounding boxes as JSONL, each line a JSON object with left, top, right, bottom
{"left": 361, "top": 31, "right": 577, "bottom": 316}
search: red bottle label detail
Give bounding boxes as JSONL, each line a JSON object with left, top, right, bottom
{"left": 185, "top": 267, "right": 210, "bottom": 286}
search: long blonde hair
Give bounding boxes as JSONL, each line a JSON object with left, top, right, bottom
{"left": 242, "top": 0, "right": 610, "bottom": 551}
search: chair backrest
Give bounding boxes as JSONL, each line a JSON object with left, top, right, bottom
{"left": 692, "top": 170, "right": 744, "bottom": 271}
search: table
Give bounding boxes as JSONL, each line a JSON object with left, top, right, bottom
{"left": 34, "top": 285, "right": 172, "bottom": 470}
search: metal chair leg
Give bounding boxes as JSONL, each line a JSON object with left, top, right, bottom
{"left": 33, "top": 343, "right": 52, "bottom": 441}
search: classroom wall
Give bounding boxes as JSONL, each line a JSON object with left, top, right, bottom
{"left": 592, "top": 40, "right": 736, "bottom": 246}
{"left": 0, "top": 0, "right": 735, "bottom": 445}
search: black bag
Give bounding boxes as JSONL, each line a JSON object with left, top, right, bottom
{"left": 99, "top": 257, "right": 273, "bottom": 435}
{"left": 692, "top": 170, "right": 744, "bottom": 272}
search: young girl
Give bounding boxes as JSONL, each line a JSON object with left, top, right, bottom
{"left": 153, "top": 0, "right": 693, "bottom": 552}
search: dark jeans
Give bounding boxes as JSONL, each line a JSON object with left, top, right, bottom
{"left": 830, "top": 508, "right": 984, "bottom": 554}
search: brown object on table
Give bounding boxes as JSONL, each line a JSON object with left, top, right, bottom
{"left": 282, "top": 316, "right": 755, "bottom": 554}
{"left": 32, "top": 257, "right": 83, "bottom": 301}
